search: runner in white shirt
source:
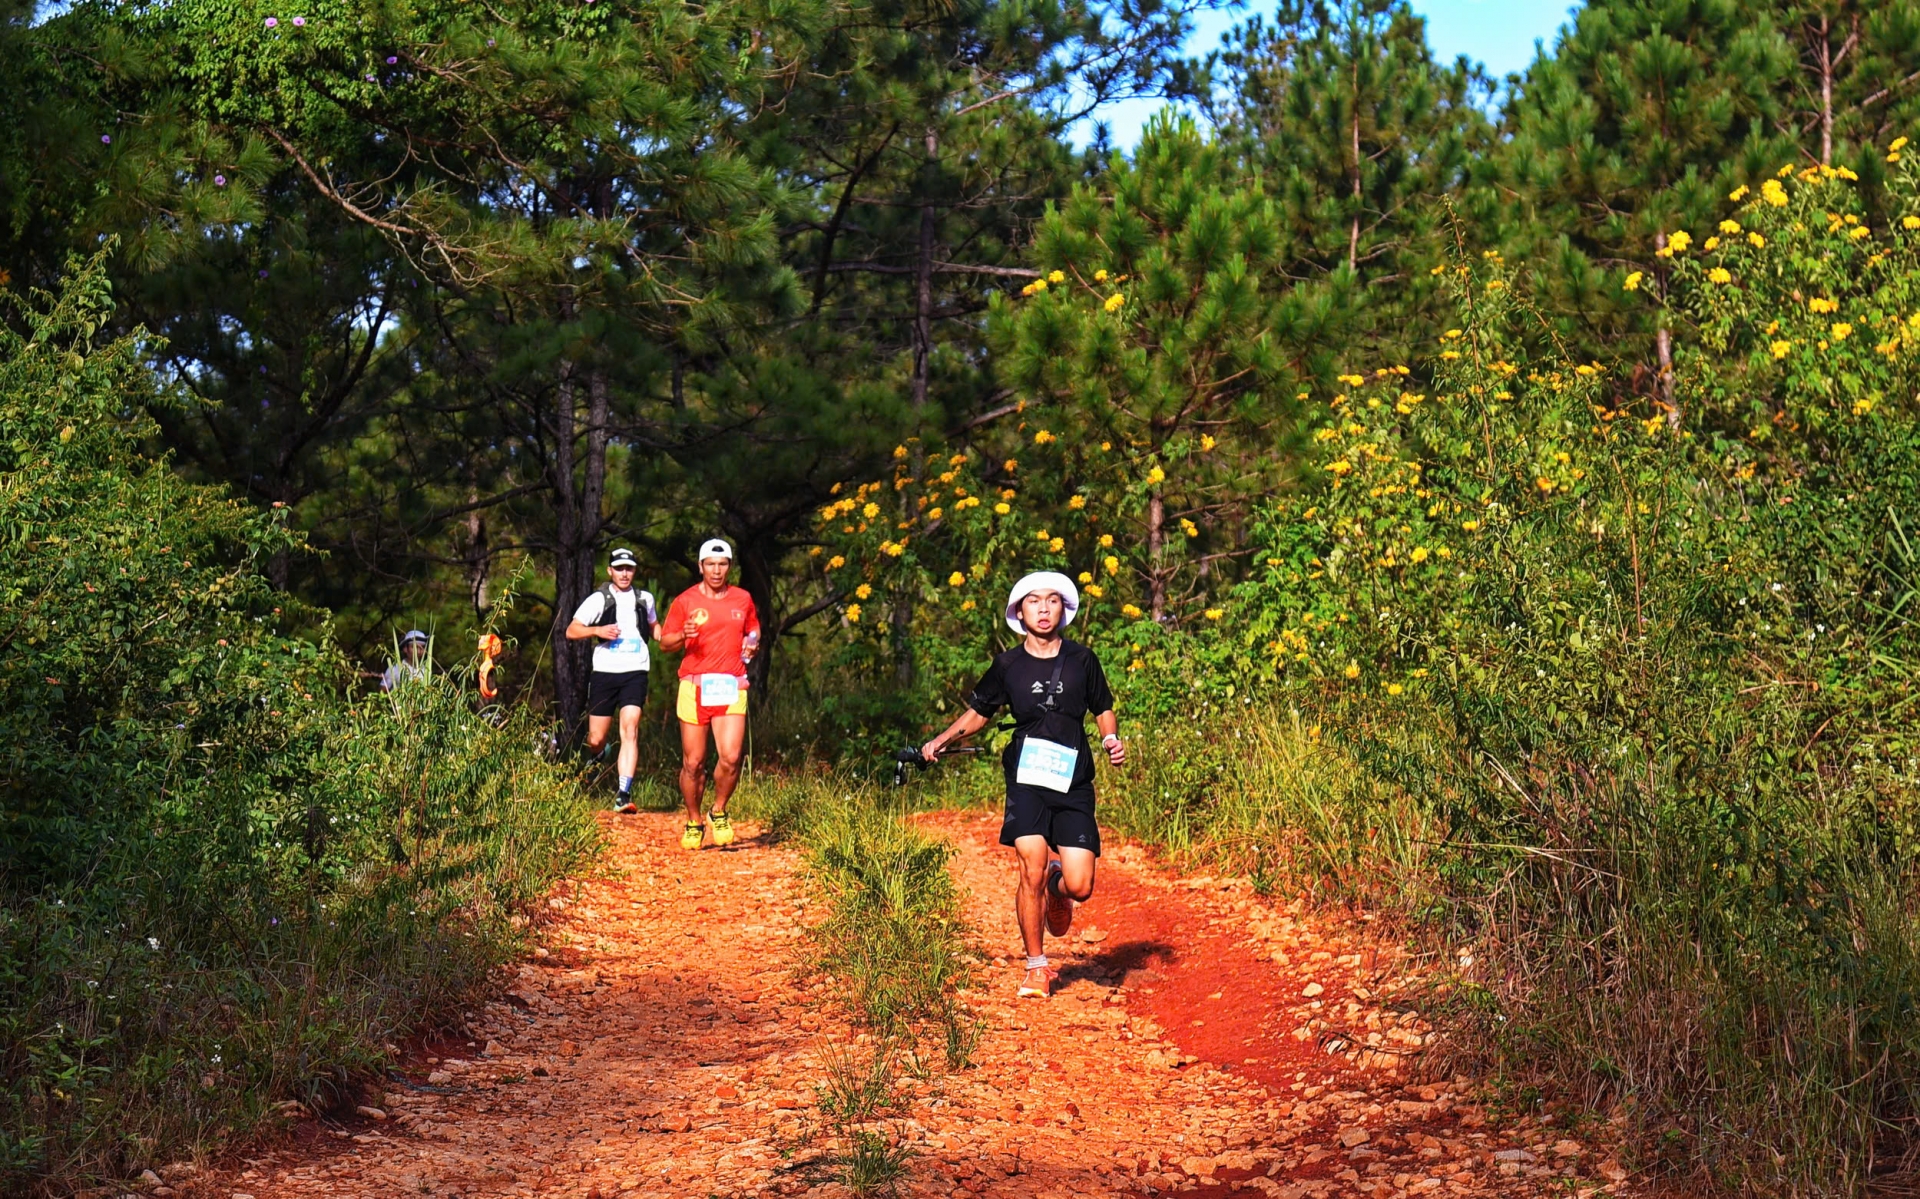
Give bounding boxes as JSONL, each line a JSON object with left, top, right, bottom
{"left": 565, "top": 547, "right": 660, "bottom": 813}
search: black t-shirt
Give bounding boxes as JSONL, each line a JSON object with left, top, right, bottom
{"left": 967, "top": 640, "right": 1115, "bottom": 789}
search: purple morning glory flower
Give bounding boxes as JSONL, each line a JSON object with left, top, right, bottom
{"left": 291, "top": 16, "right": 304, "bottom": 25}
{"left": 487, "top": 38, "right": 496, "bottom": 45}
{"left": 264, "top": 16, "right": 278, "bottom": 27}
{"left": 386, "top": 55, "right": 398, "bottom": 64}
{"left": 258, "top": 269, "right": 269, "bottom": 278}
{"left": 366, "top": 74, "right": 376, "bottom": 81}
{"left": 101, "top": 134, "right": 112, "bottom": 144}
{"left": 214, "top": 174, "right": 227, "bottom": 186}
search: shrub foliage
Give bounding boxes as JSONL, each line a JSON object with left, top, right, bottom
{"left": 0, "top": 258, "right": 598, "bottom": 1188}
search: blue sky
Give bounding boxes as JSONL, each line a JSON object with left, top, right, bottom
{"left": 1079, "top": 0, "right": 1584, "bottom": 148}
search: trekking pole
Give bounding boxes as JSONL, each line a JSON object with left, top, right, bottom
{"left": 890, "top": 744, "right": 985, "bottom": 787}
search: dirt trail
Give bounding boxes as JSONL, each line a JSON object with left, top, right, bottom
{"left": 187, "top": 810, "right": 1632, "bottom": 1199}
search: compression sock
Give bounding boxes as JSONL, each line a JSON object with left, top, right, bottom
{"left": 617, "top": 775, "right": 633, "bottom": 796}
{"left": 1025, "top": 955, "right": 1049, "bottom": 972}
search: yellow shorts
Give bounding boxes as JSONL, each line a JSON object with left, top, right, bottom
{"left": 677, "top": 676, "right": 749, "bottom": 725}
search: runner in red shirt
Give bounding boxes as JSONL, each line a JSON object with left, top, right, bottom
{"left": 658, "top": 538, "right": 760, "bottom": 850}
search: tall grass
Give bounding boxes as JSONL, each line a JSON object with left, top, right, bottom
{"left": 735, "top": 770, "right": 977, "bottom": 1196}
{"left": 1098, "top": 701, "right": 1920, "bottom": 1194}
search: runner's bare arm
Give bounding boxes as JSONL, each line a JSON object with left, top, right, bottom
{"left": 1095, "top": 710, "right": 1125, "bottom": 765}
{"left": 921, "top": 709, "right": 990, "bottom": 762}
{"left": 565, "top": 618, "right": 620, "bottom": 641}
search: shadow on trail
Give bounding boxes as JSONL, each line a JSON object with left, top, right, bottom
{"left": 1056, "top": 938, "right": 1176, "bottom": 989}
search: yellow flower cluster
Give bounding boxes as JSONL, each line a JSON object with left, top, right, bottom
{"left": 1104, "top": 293, "right": 1126, "bottom": 313}
{"left": 1033, "top": 429, "right": 1055, "bottom": 445}
{"left": 948, "top": 571, "right": 965, "bottom": 586}
{"left": 1762, "top": 179, "right": 1788, "bottom": 207}
{"left": 1708, "top": 267, "right": 1733, "bottom": 284}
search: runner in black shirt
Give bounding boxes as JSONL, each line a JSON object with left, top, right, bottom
{"left": 920, "top": 571, "right": 1126, "bottom": 999}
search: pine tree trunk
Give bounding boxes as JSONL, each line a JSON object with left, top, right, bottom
{"left": 895, "top": 126, "right": 939, "bottom": 688}
{"left": 466, "top": 488, "right": 490, "bottom": 619}
{"left": 549, "top": 360, "right": 595, "bottom": 744}
{"left": 739, "top": 538, "right": 776, "bottom": 700}
{"left": 1349, "top": 65, "right": 1362, "bottom": 273}
{"left": 1147, "top": 489, "right": 1167, "bottom": 622}
{"left": 1819, "top": 15, "right": 1834, "bottom": 166}
{"left": 1653, "top": 232, "right": 1678, "bottom": 427}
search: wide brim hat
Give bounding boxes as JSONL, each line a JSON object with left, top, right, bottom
{"left": 1004, "top": 571, "right": 1080, "bottom": 634}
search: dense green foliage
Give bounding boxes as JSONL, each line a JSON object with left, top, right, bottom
{"left": 0, "top": 261, "right": 598, "bottom": 1188}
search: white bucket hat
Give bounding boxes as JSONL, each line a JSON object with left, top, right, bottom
{"left": 1004, "top": 571, "right": 1080, "bottom": 634}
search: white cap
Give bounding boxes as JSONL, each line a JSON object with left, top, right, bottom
{"left": 1004, "top": 571, "right": 1080, "bottom": 634}
{"left": 698, "top": 538, "right": 733, "bottom": 562}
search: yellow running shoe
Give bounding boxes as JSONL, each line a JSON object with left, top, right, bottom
{"left": 680, "top": 821, "right": 705, "bottom": 851}
{"left": 710, "top": 811, "right": 736, "bottom": 846}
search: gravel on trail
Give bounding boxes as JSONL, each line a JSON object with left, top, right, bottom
{"left": 174, "top": 809, "right": 1633, "bottom": 1199}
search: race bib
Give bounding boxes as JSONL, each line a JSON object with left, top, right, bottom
{"left": 608, "top": 630, "right": 643, "bottom": 655}
{"left": 1015, "top": 736, "right": 1079, "bottom": 793}
{"left": 698, "top": 673, "right": 741, "bottom": 707}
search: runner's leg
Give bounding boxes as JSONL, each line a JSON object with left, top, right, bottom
{"left": 1054, "top": 845, "right": 1096, "bottom": 901}
{"left": 584, "top": 713, "right": 613, "bottom": 757}
{"left": 678, "top": 718, "right": 709, "bottom": 823}
{"left": 616, "top": 704, "right": 642, "bottom": 796}
{"left": 1013, "top": 835, "right": 1052, "bottom": 959}
{"left": 708, "top": 714, "right": 747, "bottom": 814}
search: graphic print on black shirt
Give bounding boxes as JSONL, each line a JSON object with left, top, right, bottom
{"left": 966, "top": 640, "right": 1115, "bottom": 791}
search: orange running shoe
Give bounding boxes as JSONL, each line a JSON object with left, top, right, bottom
{"left": 1044, "top": 860, "right": 1074, "bottom": 937}
{"left": 1017, "top": 967, "right": 1053, "bottom": 999}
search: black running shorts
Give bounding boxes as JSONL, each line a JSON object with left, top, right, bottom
{"left": 587, "top": 669, "right": 649, "bottom": 717}
{"left": 999, "top": 782, "right": 1101, "bottom": 856}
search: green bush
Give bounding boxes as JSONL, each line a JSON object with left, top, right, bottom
{"left": 0, "top": 258, "right": 598, "bottom": 1188}
{"left": 1193, "top": 162, "right": 1920, "bottom": 1192}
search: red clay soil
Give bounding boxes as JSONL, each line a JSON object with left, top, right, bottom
{"left": 154, "top": 808, "right": 1633, "bottom": 1199}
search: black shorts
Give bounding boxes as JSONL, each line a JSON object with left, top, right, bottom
{"left": 587, "top": 670, "right": 649, "bottom": 717}
{"left": 999, "top": 783, "right": 1101, "bottom": 856}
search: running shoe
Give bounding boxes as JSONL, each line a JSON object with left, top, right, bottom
{"left": 1017, "top": 967, "right": 1053, "bottom": 1000}
{"left": 1044, "top": 860, "right": 1075, "bottom": 937}
{"left": 612, "top": 792, "right": 638, "bottom": 815}
{"left": 709, "top": 811, "right": 736, "bottom": 846}
{"left": 680, "top": 821, "right": 705, "bottom": 851}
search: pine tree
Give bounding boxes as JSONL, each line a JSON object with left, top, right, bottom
{"left": 1202, "top": 0, "right": 1493, "bottom": 367}
{"left": 1493, "top": 0, "right": 1800, "bottom": 391}
{"left": 990, "top": 116, "right": 1305, "bottom": 621}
